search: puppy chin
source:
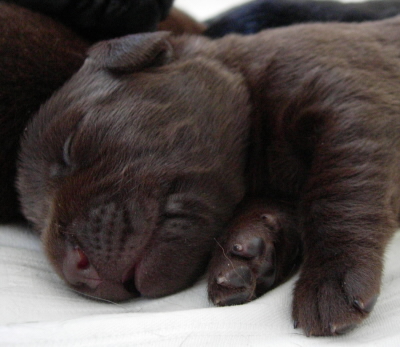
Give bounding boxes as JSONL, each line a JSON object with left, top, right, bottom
{"left": 69, "top": 281, "right": 139, "bottom": 302}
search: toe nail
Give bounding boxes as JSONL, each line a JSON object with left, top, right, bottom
{"left": 293, "top": 320, "right": 299, "bottom": 329}
{"left": 331, "top": 323, "right": 357, "bottom": 335}
{"left": 353, "top": 299, "right": 363, "bottom": 312}
{"left": 364, "top": 295, "right": 379, "bottom": 313}
{"left": 216, "top": 266, "right": 253, "bottom": 288}
{"left": 233, "top": 244, "right": 243, "bottom": 252}
{"left": 354, "top": 295, "right": 378, "bottom": 313}
{"left": 216, "top": 275, "right": 228, "bottom": 285}
{"left": 231, "top": 237, "right": 265, "bottom": 258}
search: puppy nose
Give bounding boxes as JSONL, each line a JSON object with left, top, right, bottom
{"left": 62, "top": 243, "right": 102, "bottom": 290}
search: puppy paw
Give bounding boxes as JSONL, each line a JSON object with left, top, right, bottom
{"left": 208, "top": 200, "right": 301, "bottom": 306}
{"left": 292, "top": 262, "right": 381, "bottom": 336}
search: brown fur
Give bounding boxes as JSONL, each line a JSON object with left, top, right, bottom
{"left": 0, "top": 3, "right": 88, "bottom": 221}
{"left": 0, "top": 2, "right": 204, "bottom": 223}
{"left": 17, "top": 17, "right": 400, "bottom": 336}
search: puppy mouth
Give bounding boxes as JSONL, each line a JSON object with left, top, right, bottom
{"left": 70, "top": 263, "right": 142, "bottom": 302}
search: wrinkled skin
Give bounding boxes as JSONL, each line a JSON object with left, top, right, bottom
{"left": 18, "top": 17, "right": 400, "bottom": 336}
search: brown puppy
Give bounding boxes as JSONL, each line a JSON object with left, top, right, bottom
{"left": 0, "top": 2, "right": 203, "bottom": 223}
{"left": 17, "top": 17, "right": 400, "bottom": 336}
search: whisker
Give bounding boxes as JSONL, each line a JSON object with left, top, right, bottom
{"left": 214, "top": 238, "right": 257, "bottom": 300}
{"left": 68, "top": 287, "right": 131, "bottom": 311}
{"left": 214, "top": 238, "right": 249, "bottom": 286}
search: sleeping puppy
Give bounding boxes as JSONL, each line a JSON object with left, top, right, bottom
{"left": 17, "top": 17, "right": 400, "bottom": 336}
{"left": 205, "top": 0, "right": 400, "bottom": 37}
{"left": 0, "top": 2, "right": 203, "bottom": 223}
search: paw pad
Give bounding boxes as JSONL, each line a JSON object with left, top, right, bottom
{"left": 208, "top": 201, "right": 300, "bottom": 308}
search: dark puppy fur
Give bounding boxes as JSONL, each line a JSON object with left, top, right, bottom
{"left": 205, "top": 0, "right": 400, "bottom": 37}
{"left": 3, "top": 0, "right": 400, "bottom": 223}
{"left": 0, "top": 3, "right": 88, "bottom": 222}
{"left": 0, "top": 2, "right": 204, "bottom": 223}
{"left": 17, "top": 17, "right": 400, "bottom": 336}
{"left": 18, "top": 33, "right": 251, "bottom": 299}
{"left": 5, "top": 0, "right": 206, "bottom": 39}
{"left": 4, "top": 0, "right": 174, "bottom": 40}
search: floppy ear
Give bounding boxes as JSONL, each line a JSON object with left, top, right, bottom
{"left": 87, "top": 31, "right": 173, "bottom": 73}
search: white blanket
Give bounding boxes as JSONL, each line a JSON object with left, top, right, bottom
{"left": 1, "top": 225, "right": 400, "bottom": 346}
{"left": 2, "top": 1, "right": 400, "bottom": 346}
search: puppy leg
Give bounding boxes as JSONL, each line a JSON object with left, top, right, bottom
{"left": 208, "top": 199, "right": 301, "bottom": 306}
{"left": 292, "top": 143, "right": 398, "bottom": 336}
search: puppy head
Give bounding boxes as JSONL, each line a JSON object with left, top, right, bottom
{"left": 17, "top": 32, "right": 251, "bottom": 301}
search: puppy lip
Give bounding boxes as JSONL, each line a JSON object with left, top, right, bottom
{"left": 71, "top": 277, "right": 103, "bottom": 291}
{"left": 72, "top": 279, "right": 138, "bottom": 302}
{"left": 122, "top": 262, "right": 137, "bottom": 283}
{"left": 122, "top": 261, "right": 141, "bottom": 297}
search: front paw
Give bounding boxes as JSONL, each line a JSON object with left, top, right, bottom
{"left": 292, "top": 262, "right": 381, "bottom": 336}
{"left": 208, "top": 200, "right": 301, "bottom": 306}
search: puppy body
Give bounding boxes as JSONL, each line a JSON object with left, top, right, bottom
{"left": 4, "top": 0, "right": 174, "bottom": 40}
{"left": 0, "top": 3, "right": 88, "bottom": 222}
{"left": 203, "top": 19, "right": 400, "bottom": 335}
{"left": 17, "top": 17, "right": 400, "bottom": 336}
{"left": 205, "top": 0, "right": 400, "bottom": 37}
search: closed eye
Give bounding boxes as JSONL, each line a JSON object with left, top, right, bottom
{"left": 63, "top": 132, "right": 75, "bottom": 166}
{"left": 162, "top": 196, "right": 213, "bottom": 226}
{"left": 162, "top": 212, "right": 193, "bottom": 220}
{"left": 162, "top": 216, "right": 194, "bottom": 233}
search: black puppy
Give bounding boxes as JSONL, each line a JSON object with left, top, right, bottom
{"left": 205, "top": 0, "right": 400, "bottom": 37}
{"left": 4, "top": 0, "right": 174, "bottom": 40}
{"left": 9, "top": 0, "right": 400, "bottom": 40}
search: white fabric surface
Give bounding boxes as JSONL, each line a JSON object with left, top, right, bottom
{"left": 1, "top": 225, "right": 400, "bottom": 346}
{"left": 2, "top": 1, "right": 400, "bottom": 346}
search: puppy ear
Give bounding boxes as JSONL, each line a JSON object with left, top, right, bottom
{"left": 87, "top": 31, "right": 173, "bottom": 73}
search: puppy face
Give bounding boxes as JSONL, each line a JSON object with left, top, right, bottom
{"left": 17, "top": 32, "right": 251, "bottom": 301}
